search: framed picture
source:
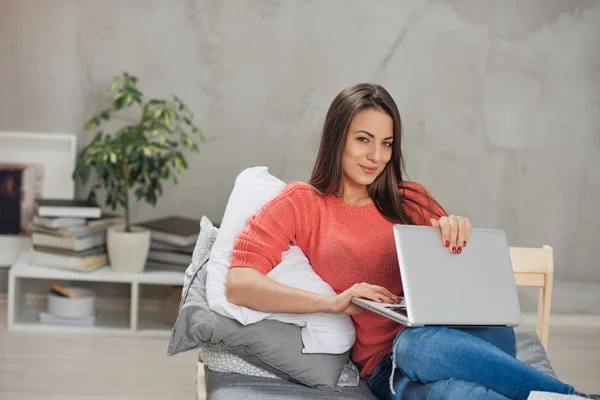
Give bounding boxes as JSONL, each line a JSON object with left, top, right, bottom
{"left": 0, "top": 131, "right": 77, "bottom": 265}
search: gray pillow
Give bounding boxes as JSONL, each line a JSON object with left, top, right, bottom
{"left": 167, "top": 236, "right": 349, "bottom": 388}
{"left": 184, "top": 216, "right": 219, "bottom": 289}
{"left": 515, "top": 331, "right": 556, "bottom": 378}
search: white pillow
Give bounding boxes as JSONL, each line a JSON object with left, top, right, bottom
{"left": 205, "top": 167, "right": 356, "bottom": 354}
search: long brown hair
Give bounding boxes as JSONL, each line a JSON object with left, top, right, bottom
{"left": 309, "top": 83, "right": 445, "bottom": 225}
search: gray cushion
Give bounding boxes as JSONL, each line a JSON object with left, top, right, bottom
{"left": 204, "top": 366, "right": 377, "bottom": 400}
{"left": 515, "top": 331, "right": 556, "bottom": 377}
{"left": 167, "top": 258, "right": 349, "bottom": 388}
{"left": 203, "top": 331, "right": 556, "bottom": 399}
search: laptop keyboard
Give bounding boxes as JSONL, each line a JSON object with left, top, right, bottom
{"left": 385, "top": 305, "right": 408, "bottom": 317}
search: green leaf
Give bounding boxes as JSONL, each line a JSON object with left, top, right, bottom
{"left": 81, "top": 165, "right": 91, "bottom": 184}
{"left": 135, "top": 187, "right": 145, "bottom": 200}
{"left": 95, "top": 163, "right": 105, "bottom": 179}
{"left": 113, "top": 95, "right": 126, "bottom": 110}
{"left": 108, "top": 81, "right": 119, "bottom": 92}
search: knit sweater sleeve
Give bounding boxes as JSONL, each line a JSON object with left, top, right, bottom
{"left": 230, "top": 182, "right": 313, "bottom": 274}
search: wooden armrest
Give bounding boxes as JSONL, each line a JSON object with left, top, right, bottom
{"left": 510, "top": 245, "right": 554, "bottom": 349}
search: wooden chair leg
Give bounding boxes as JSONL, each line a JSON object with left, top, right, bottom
{"left": 540, "top": 271, "right": 553, "bottom": 349}
{"left": 536, "top": 287, "right": 545, "bottom": 342}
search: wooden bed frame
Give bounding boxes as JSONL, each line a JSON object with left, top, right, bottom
{"left": 196, "top": 245, "right": 555, "bottom": 397}
{"left": 510, "top": 245, "right": 554, "bottom": 349}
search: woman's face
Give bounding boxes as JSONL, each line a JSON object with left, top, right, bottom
{"left": 342, "top": 108, "right": 394, "bottom": 190}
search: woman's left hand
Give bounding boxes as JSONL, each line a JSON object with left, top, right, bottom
{"left": 430, "top": 215, "right": 472, "bottom": 254}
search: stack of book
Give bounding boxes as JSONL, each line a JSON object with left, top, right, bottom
{"left": 28, "top": 199, "right": 123, "bottom": 271}
{"left": 138, "top": 216, "right": 200, "bottom": 271}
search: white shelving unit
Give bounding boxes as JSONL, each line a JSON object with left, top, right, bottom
{"left": 7, "top": 253, "right": 184, "bottom": 337}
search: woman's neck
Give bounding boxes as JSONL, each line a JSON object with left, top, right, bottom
{"left": 339, "top": 182, "right": 371, "bottom": 206}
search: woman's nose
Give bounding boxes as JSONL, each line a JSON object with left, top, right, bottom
{"left": 367, "top": 146, "right": 381, "bottom": 162}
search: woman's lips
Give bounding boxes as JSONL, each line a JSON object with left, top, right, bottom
{"left": 360, "top": 165, "right": 378, "bottom": 175}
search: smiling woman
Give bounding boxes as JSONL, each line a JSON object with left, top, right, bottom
{"left": 224, "top": 83, "right": 579, "bottom": 399}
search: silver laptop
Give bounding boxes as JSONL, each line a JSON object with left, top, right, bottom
{"left": 351, "top": 225, "right": 521, "bottom": 327}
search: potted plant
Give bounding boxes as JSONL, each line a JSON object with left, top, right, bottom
{"left": 73, "top": 72, "right": 203, "bottom": 272}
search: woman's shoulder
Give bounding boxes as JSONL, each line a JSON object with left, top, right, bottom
{"left": 280, "top": 181, "right": 321, "bottom": 199}
{"left": 261, "top": 182, "right": 321, "bottom": 212}
{"left": 255, "top": 181, "right": 321, "bottom": 227}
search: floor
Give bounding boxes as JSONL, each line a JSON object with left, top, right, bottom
{"left": 0, "top": 300, "right": 200, "bottom": 400}
{"left": 0, "top": 301, "right": 598, "bottom": 399}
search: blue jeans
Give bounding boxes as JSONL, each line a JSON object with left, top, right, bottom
{"left": 367, "top": 327, "right": 574, "bottom": 400}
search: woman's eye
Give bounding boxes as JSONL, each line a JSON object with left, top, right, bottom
{"left": 357, "top": 137, "right": 368, "bottom": 143}
{"left": 383, "top": 142, "right": 393, "bottom": 148}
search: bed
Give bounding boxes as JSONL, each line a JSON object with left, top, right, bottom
{"left": 197, "top": 245, "right": 556, "bottom": 399}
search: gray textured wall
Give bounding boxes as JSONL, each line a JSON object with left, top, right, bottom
{"left": 0, "top": 1, "right": 599, "bottom": 297}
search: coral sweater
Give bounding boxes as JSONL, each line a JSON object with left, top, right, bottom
{"left": 230, "top": 181, "right": 445, "bottom": 379}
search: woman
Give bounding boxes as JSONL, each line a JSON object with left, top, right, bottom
{"left": 225, "top": 83, "right": 581, "bottom": 399}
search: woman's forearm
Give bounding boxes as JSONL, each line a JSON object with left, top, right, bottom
{"left": 226, "top": 267, "right": 334, "bottom": 314}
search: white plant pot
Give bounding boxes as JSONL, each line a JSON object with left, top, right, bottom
{"left": 107, "top": 225, "right": 151, "bottom": 273}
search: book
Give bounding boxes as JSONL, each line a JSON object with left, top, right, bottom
{"left": 29, "top": 248, "right": 108, "bottom": 271}
{"left": 147, "top": 250, "right": 192, "bottom": 266}
{"left": 31, "top": 231, "right": 106, "bottom": 252}
{"left": 31, "top": 213, "right": 123, "bottom": 236}
{"left": 138, "top": 216, "right": 200, "bottom": 247}
{"left": 32, "top": 216, "right": 87, "bottom": 229}
{"left": 150, "top": 240, "right": 195, "bottom": 254}
{"left": 39, "top": 312, "right": 95, "bottom": 326}
{"left": 31, "top": 223, "right": 111, "bottom": 237}
{"left": 87, "top": 213, "right": 124, "bottom": 228}
{"left": 33, "top": 245, "right": 106, "bottom": 257}
{"left": 35, "top": 199, "right": 102, "bottom": 219}
{"left": 145, "top": 260, "right": 188, "bottom": 272}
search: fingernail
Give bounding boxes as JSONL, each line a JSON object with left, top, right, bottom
{"left": 452, "top": 247, "right": 456, "bottom": 254}
{"left": 445, "top": 241, "right": 450, "bottom": 247}
{"left": 457, "top": 247, "right": 462, "bottom": 254}
{"left": 463, "top": 241, "right": 467, "bottom": 247}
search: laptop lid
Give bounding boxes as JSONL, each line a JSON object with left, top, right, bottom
{"left": 393, "top": 225, "right": 521, "bottom": 327}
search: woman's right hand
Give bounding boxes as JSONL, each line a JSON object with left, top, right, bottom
{"left": 324, "top": 283, "right": 400, "bottom": 315}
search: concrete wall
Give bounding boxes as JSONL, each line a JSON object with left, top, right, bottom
{"left": 0, "top": 0, "right": 598, "bottom": 310}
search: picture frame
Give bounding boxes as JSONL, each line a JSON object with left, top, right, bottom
{"left": 0, "top": 131, "right": 77, "bottom": 266}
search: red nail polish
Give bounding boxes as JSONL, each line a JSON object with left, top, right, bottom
{"left": 463, "top": 241, "right": 467, "bottom": 247}
{"left": 457, "top": 247, "right": 462, "bottom": 254}
{"left": 445, "top": 241, "right": 450, "bottom": 247}
{"left": 452, "top": 247, "right": 456, "bottom": 254}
